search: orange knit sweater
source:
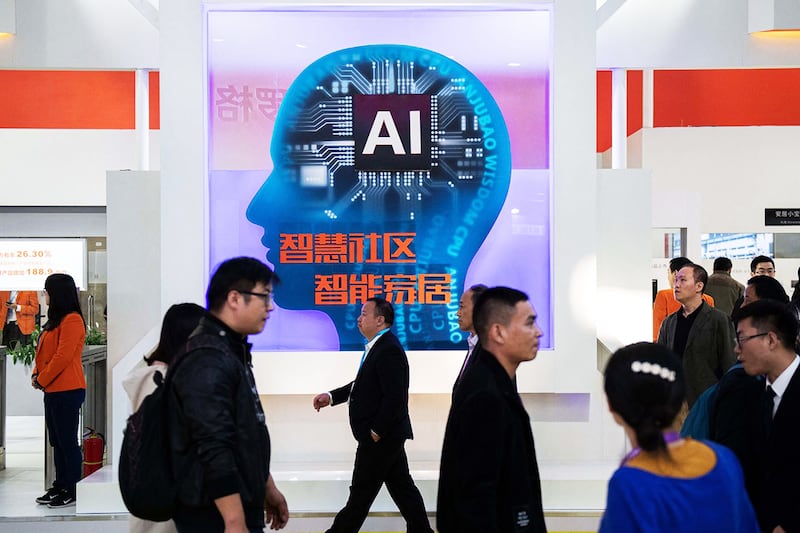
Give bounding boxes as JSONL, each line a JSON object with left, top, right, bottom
{"left": 33, "top": 312, "right": 86, "bottom": 392}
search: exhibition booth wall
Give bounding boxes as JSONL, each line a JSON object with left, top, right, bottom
{"left": 0, "top": 0, "right": 798, "bottom": 512}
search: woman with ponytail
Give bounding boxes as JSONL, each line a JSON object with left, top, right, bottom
{"left": 599, "top": 342, "right": 758, "bottom": 532}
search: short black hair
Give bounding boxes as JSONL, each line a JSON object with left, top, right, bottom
{"left": 206, "top": 257, "right": 279, "bottom": 312}
{"left": 746, "top": 275, "right": 789, "bottom": 304}
{"left": 733, "top": 299, "right": 799, "bottom": 351}
{"left": 367, "top": 297, "right": 394, "bottom": 326}
{"left": 712, "top": 257, "right": 732, "bottom": 272}
{"left": 468, "top": 283, "right": 488, "bottom": 304}
{"left": 604, "top": 342, "right": 685, "bottom": 456}
{"left": 682, "top": 263, "right": 708, "bottom": 294}
{"left": 668, "top": 257, "right": 692, "bottom": 273}
{"left": 146, "top": 303, "right": 206, "bottom": 365}
{"left": 473, "top": 286, "right": 529, "bottom": 341}
{"left": 750, "top": 255, "right": 775, "bottom": 273}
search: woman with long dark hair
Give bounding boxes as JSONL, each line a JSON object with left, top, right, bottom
{"left": 31, "top": 273, "right": 86, "bottom": 508}
{"left": 600, "top": 342, "right": 759, "bottom": 532}
{"left": 123, "top": 302, "right": 205, "bottom": 533}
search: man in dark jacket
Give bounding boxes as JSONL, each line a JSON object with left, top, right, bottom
{"left": 169, "top": 257, "right": 288, "bottom": 532}
{"left": 437, "top": 286, "right": 547, "bottom": 533}
{"left": 657, "top": 263, "right": 736, "bottom": 406}
{"left": 312, "top": 297, "right": 432, "bottom": 533}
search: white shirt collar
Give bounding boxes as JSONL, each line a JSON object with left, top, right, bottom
{"left": 364, "top": 328, "right": 390, "bottom": 354}
{"left": 467, "top": 332, "right": 479, "bottom": 352}
{"left": 767, "top": 354, "right": 800, "bottom": 400}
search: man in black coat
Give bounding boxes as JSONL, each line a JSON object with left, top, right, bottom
{"left": 437, "top": 286, "right": 547, "bottom": 533}
{"left": 727, "top": 299, "right": 800, "bottom": 532}
{"left": 313, "top": 297, "right": 432, "bottom": 533}
{"left": 168, "top": 257, "right": 288, "bottom": 532}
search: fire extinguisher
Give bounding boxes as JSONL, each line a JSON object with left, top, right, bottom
{"left": 82, "top": 427, "right": 105, "bottom": 478}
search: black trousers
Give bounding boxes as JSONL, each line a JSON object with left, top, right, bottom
{"left": 44, "top": 388, "right": 85, "bottom": 495}
{"left": 327, "top": 439, "right": 433, "bottom": 533}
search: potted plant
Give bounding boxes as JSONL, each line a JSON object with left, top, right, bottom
{"left": 84, "top": 327, "right": 107, "bottom": 346}
{"left": 7, "top": 325, "right": 41, "bottom": 367}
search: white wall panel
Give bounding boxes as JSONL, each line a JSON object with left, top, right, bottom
{"left": 597, "top": 0, "right": 800, "bottom": 68}
{"left": 0, "top": 0, "right": 158, "bottom": 69}
{"left": 597, "top": 169, "right": 652, "bottom": 350}
{"left": 0, "top": 130, "right": 159, "bottom": 206}
{"left": 106, "top": 169, "right": 161, "bottom": 459}
{"left": 645, "top": 125, "right": 800, "bottom": 289}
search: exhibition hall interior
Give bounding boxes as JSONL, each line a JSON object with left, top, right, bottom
{"left": 1, "top": 0, "right": 800, "bottom": 531}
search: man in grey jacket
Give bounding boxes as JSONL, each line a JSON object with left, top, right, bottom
{"left": 705, "top": 257, "right": 744, "bottom": 317}
{"left": 657, "top": 263, "right": 736, "bottom": 406}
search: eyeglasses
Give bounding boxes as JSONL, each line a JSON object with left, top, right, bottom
{"left": 736, "top": 332, "right": 768, "bottom": 346}
{"left": 239, "top": 290, "right": 272, "bottom": 305}
{"left": 755, "top": 268, "right": 775, "bottom": 275}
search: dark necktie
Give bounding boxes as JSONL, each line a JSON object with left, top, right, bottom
{"left": 762, "top": 385, "right": 777, "bottom": 433}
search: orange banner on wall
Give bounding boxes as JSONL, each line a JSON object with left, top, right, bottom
{"left": 654, "top": 69, "right": 800, "bottom": 127}
{"left": 0, "top": 70, "right": 138, "bottom": 129}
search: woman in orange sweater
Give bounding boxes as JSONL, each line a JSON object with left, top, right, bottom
{"left": 31, "top": 273, "right": 86, "bottom": 508}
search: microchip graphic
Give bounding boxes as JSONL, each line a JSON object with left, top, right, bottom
{"left": 270, "top": 47, "right": 507, "bottom": 222}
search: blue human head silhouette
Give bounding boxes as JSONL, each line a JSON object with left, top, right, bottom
{"left": 247, "top": 44, "right": 511, "bottom": 351}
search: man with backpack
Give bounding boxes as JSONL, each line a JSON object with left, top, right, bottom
{"left": 168, "top": 257, "right": 288, "bottom": 532}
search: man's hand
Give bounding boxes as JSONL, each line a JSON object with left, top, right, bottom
{"left": 370, "top": 430, "right": 381, "bottom": 442}
{"left": 31, "top": 374, "right": 43, "bottom": 391}
{"left": 265, "top": 474, "right": 289, "bottom": 530}
{"left": 312, "top": 393, "right": 331, "bottom": 412}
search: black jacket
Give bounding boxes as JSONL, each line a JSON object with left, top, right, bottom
{"left": 168, "top": 315, "right": 270, "bottom": 527}
{"left": 437, "top": 349, "right": 546, "bottom": 533}
{"left": 330, "top": 330, "right": 413, "bottom": 443}
{"left": 754, "top": 366, "right": 800, "bottom": 532}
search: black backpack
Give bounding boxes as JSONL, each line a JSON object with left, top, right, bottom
{"left": 118, "top": 343, "right": 201, "bottom": 521}
{"left": 118, "top": 362, "right": 181, "bottom": 521}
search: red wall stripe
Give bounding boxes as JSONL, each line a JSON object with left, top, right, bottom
{"left": 597, "top": 70, "right": 643, "bottom": 153}
{"left": 149, "top": 71, "right": 160, "bottom": 130}
{"left": 627, "top": 70, "right": 643, "bottom": 136}
{"left": 2, "top": 68, "right": 799, "bottom": 144}
{"left": 0, "top": 70, "right": 135, "bottom": 129}
{"left": 597, "top": 70, "right": 612, "bottom": 153}
{"left": 654, "top": 69, "right": 800, "bottom": 127}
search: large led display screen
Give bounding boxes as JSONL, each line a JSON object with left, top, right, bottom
{"left": 0, "top": 239, "right": 87, "bottom": 290}
{"left": 206, "top": 8, "right": 552, "bottom": 352}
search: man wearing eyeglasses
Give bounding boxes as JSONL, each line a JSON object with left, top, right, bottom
{"left": 731, "top": 255, "right": 778, "bottom": 317}
{"left": 727, "top": 299, "right": 800, "bottom": 533}
{"left": 751, "top": 255, "right": 777, "bottom": 278}
{"left": 168, "top": 257, "right": 289, "bottom": 532}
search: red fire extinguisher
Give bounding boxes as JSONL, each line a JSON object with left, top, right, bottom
{"left": 82, "top": 427, "right": 105, "bottom": 478}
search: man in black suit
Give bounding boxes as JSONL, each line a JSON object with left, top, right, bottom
{"left": 437, "top": 286, "right": 547, "bottom": 533}
{"left": 312, "top": 297, "right": 432, "bottom": 533}
{"left": 732, "top": 299, "right": 800, "bottom": 532}
{"left": 453, "top": 283, "right": 487, "bottom": 393}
